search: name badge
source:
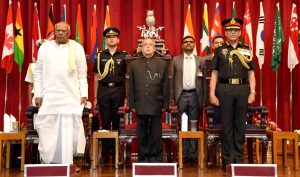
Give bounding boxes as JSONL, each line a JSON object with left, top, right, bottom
{"left": 238, "top": 48, "right": 251, "bottom": 57}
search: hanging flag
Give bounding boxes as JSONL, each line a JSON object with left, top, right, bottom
{"left": 14, "top": 2, "right": 24, "bottom": 72}
{"left": 211, "top": 2, "right": 222, "bottom": 40}
{"left": 75, "top": 4, "right": 84, "bottom": 46}
{"left": 32, "top": 2, "right": 41, "bottom": 63}
{"left": 271, "top": 3, "right": 284, "bottom": 71}
{"left": 183, "top": 4, "right": 197, "bottom": 55}
{"left": 102, "top": 5, "right": 111, "bottom": 50}
{"left": 256, "top": 2, "right": 265, "bottom": 69}
{"left": 46, "top": 4, "right": 55, "bottom": 40}
{"left": 61, "top": 4, "right": 66, "bottom": 22}
{"left": 288, "top": 3, "right": 299, "bottom": 72}
{"left": 90, "top": 4, "right": 98, "bottom": 62}
{"left": 1, "top": 0, "right": 14, "bottom": 74}
{"left": 242, "top": 2, "right": 253, "bottom": 50}
{"left": 199, "top": 3, "right": 210, "bottom": 56}
{"left": 232, "top": 1, "right": 236, "bottom": 18}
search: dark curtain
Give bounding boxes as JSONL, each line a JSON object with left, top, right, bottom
{"left": 0, "top": 0, "right": 299, "bottom": 131}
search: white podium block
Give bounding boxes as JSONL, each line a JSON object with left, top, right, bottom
{"left": 24, "top": 164, "right": 76, "bottom": 177}
{"left": 133, "top": 163, "right": 177, "bottom": 177}
{"left": 226, "top": 164, "right": 277, "bottom": 177}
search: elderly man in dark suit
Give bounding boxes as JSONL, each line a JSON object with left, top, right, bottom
{"left": 171, "top": 35, "right": 206, "bottom": 162}
{"left": 128, "top": 38, "right": 169, "bottom": 163}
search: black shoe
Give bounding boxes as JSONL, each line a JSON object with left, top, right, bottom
{"left": 221, "top": 165, "right": 226, "bottom": 172}
{"left": 183, "top": 157, "right": 188, "bottom": 163}
{"left": 100, "top": 155, "right": 109, "bottom": 163}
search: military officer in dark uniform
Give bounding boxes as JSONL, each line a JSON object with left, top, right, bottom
{"left": 128, "top": 38, "right": 169, "bottom": 163}
{"left": 93, "top": 27, "right": 127, "bottom": 163}
{"left": 209, "top": 18, "right": 256, "bottom": 170}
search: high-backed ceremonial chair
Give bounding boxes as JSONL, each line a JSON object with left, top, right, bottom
{"left": 118, "top": 105, "right": 178, "bottom": 164}
{"left": 25, "top": 106, "right": 39, "bottom": 164}
{"left": 25, "top": 106, "right": 92, "bottom": 167}
{"left": 205, "top": 105, "right": 269, "bottom": 167}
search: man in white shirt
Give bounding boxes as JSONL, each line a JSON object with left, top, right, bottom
{"left": 25, "top": 62, "right": 36, "bottom": 106}
{"left": 33, "top": 22, "right": 88, "bottom": 164}
{"left": 171, "top": 36, "right": 206, "bottom": 163}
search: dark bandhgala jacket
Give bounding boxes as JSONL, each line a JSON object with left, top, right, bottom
{"left": 128, "top": 55, "right": 169, "bottom": 116}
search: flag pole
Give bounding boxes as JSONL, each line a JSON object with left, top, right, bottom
{"left": 290, "top": 72, "right": 293, "bottom": 132}
{"left": 275, "top": 71, "right": 278, "bottom": 124}
{"left": 4, "top": 74, "right": 8, "bottom": 114}
{"left": 18, "top": 72, "right": 22, "bottom": 130}
{"left": 259, "top": 68, "right": 262, "bottom": 106}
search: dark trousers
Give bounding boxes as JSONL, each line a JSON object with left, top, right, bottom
{"left": 177, "top": 91, "right": 200, "bottom": 158}
{"left": 216, "top": 84, "right": 249, "bottom": 165}
{"left": 98, "top": 87, "right": 125, "bottom": 156}
{"left": 137, "top": 115, "right": 163, "bottom": 163}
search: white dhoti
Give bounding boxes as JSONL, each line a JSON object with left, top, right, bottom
{"left": 35, "top": 114, "right": 86, "bottom": 164}
{"left": 33, "top": 40, "right": 88, "bottom": 164}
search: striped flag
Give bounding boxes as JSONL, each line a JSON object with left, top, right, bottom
{"left": 102, "top": 5, "right": 111, "bottom": 50}
{"left": 232, "top": 1, "right": 236, "bottom": 18}
{"left": 90, "top": 4, "right": 98, "bottom": 62}
{"left": 75, "top": 4, "right": 84, "bottom": 46}
{"left": 14, "top": 2, "right": 24, "bottom": 72}
{"left": 287, "top": 3, "right": 299, "bottom": 71}
{"left": 61, "top": 4, "right": 66, "bottom": 22}
{"left": 256, "top": 2, "right": 265, "bottom": 69}
{"left": 1, "top": 0, "right": 14, "bottom": 73}
{"left": 199, "top": 3, "right": 210, "bottom": 56}
{"left": 46, "top": 4, "right": 55, "bottom": 40}
{"left": 32, "top": 2, "right": 41, "bottom": 62}
{"left": 211, "top": 2, "right": 222, "bottom": 40}
{"left": 242, "top": 2, "right": 253, "bottom": 50}
{"left": 183, "top": 4, "right": 197, "bottom": 55}
{"left": 271, "top": 3, "right": 284, "bottom": 71}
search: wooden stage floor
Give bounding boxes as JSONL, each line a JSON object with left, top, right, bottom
{"left": 1, "top": 156, "right": 300, "bottom": 177}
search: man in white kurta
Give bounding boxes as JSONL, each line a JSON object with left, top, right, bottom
{"left": 33, "top": 22, "right": 88, "bottom": 164}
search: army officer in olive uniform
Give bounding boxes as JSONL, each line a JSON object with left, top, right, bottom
{"left": 128, "top": 38, "right": 169, "bottom": 163}
{"left": 93, "top": 27, "right": 127, "bottom": 163}
{"left": 209, "top": 18, "right": 256, "bottom": 169}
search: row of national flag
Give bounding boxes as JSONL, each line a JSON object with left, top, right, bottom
{"left": 185, "top": 2, "right": 299, "bottom": 72}
{"left": 1, "top": 2, "right": 111, "bottom": 74}
{"left": 2, "top": 2, "right": 299, "bottom": 73}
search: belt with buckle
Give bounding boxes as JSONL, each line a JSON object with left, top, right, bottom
{"left": 219, "top": 78, "right": 248, "bottom": 85}
{"left": 100, "top": 82, "right": 123, "bottom": 88}
{"left": 182, "top": 89, "right": 196, "bottom": 93}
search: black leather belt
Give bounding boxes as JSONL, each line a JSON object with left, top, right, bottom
{"left": 182, "top": 89, "right": 196, "bottom": 93}
{"left": 100, "top": 82, "right": 123, "bottom": 88}
{"left": 219, "top": 78, "right": 248, "bottom": 85}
